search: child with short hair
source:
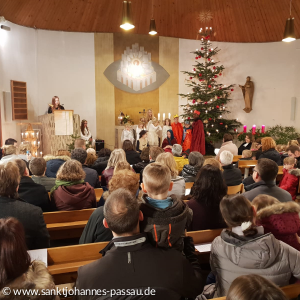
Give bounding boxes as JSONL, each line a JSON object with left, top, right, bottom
{"left": 278, "top": 156, "right": 300, "bottom": 200}
{"left": 235, "top": 150, "right": 253, "bottom": 168}
{"left": 140, "top": 162, "right": 192, "bottom": 250}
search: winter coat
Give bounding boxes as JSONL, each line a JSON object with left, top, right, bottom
{"left": 182, "top": 164, "right": 199, "bottom": 182}
{"left": 0, "top": 154, "right": 23, "bottom": 164}
{"left": 0, "top": 260, "right": 57, "bottom": 300}
{"left": 211, "top": 230, "right": 300, "bottom": 297}
{"left": 31, "top": 175, "right": 56, "bottom": 192}
{"left": 82, "top": 165, "right": 100, "bottom": 188}
{"left": 187, "top": 198, "right": 226, "bottom": 231}
{"left": 52, "top": 183, "right": 97, "bottom": 211}
{"left": 75, "top": 233, "right": 204, "bottom": 300}
{"left": 18, "top": 176, "right": 51, "bottom": 212}
{"left": 216, "top": 141, "right": 238, "bottom": 161}
{"left": 279, "top": 168, "right": 300, "bottom": 200}
{"left": 258, "top": 148, "right": 282, "bottom": 165}
{"left": 170, "top": 176, "right": 186, "bottom": 199}
{"left": 0, "top": 196, "right": 50, "bottom": 250}
{"left": 79, "top": 206, "right": 113, "bottom": 244}
{"left": 222, "top": 164, "right": 242, "bottom": 186}
{"left": 44, "top": 155, "right": 70, "bottom": 178}
{"left": 101, "top": 167, "right": 114, "bottom": 187}
{"left": 92, "top": 160, "right": 108, "bottom": 176}
{"left": 132, "top": 161, "right": 150, "bottom": 174}
{"left": 238, "top": 142, "right": 252, "bottom": 155}
{"left": 140, "top": 194, "right": 192, "bottom": 251}
{"left": 256, "top": 201, "right": 300, "bottom": 251}
{"left": 243, "top": 180, "right": 292, "bottom": 203}
{"left": 125, "top": 150, "right": 142, "bottom": 165}
{"left": 173, "top": 156, "right": 189, "bottom": 174}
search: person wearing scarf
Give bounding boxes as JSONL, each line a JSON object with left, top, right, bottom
{"left": 162, "top": 130, "right": 177, "bottom": 153}
{"left": 50, "top": 160, "right": 96, "bottom": 211}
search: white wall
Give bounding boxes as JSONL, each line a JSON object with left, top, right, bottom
{"left": 179, "top": 39, "right": 300, "bottom": 133}
{"left": 0, "top": 22, "right": 96, "bottom": 144}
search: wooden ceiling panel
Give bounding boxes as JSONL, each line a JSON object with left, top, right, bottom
{"left": 0, "top": 0, "right": 299, "bottom": 43}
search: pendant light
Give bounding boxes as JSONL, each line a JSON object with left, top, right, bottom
{"left": 282, "top": 0, "right": 296, "bottom": 42}
{"left": 149, "top": 0, "right": 157, "bottom": 35}
{"left": 120, "top": 1, "right": 134, "bottom": 30}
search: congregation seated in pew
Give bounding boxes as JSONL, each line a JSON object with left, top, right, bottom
{"left": 219, "top": 150, "right": 242, "bottom": 186}
{"left": 181, "top": 151, "right": 204, "bottom": 183}
{"left": 91, "top": 147, "right": 111, "bottom": 175}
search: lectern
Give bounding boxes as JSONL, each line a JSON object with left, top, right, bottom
{"left": 38, "top": 110, "right": 80, "bottom": 156}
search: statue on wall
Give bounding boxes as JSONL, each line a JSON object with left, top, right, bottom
{"left": 239, "top": 76, "right": 254, "bottom": 113}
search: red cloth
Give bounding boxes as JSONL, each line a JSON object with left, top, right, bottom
{"left": 279, "top": 168, "right": 299, "bottom": 200}
{"left": 182, "top": 129, "right": 192, "bottom": 152}
{"left": 171, "top": 122, "right": 183, "bottom": 145}
{"left": 162, "top": 138, "right": 177, "bottom": 153}
{"left": 190, "top": 119, "right": 206, "bottom": 155}
{"left": 257, "top": 212, "right": 300, "bottom": 251}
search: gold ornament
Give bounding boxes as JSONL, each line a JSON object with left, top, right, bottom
{"left": 215, "top": 96, "right": 218, "bottom": 100}
{"left": 197, "top": 99, "right": 201, "bottom": 103}
{"left": 198, "top": 11, "right": 213, "bottom": 23}
{"left": 203, "top": 119, "right": 208, "bottom": 124}
{"left": 225, "top": 125, "right": 228, "bottom": 129}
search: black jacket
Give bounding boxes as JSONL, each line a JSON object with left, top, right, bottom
{"left": 125, "top": 150, "right": 142, "bottom": 165}
{"left": 258, "top": 148, "right": 282, "bottom": 165}
{"left": 91, "top": 160, "right": 108, "bottom": 176}
{"left": 132, "top": 161, "right": 149, "bottom": 174}
{"left": 79, "top": 207, "right": 113, "bottom": 244}
{"left": 18, "top": 176, "right": 51, "bottom": 212}
{"left": 75, "top": 233, "right": 203, "bottom": 300}
{"left": 0, "top": 196, "right": 50, "bottom": 250}
{"left": 82, "top": 165, "right": 100, "bottom": 188}
{"left": 48, "top": 105, "right": 64, "bottom": 114}
{"left": 222, "top": 164, "right": 242, "bottom": 186}
{"left": 181, "top": 164, "right": 198, "bottom": 182}
{"left": 238, "top": 142, "right": 252, "bottom": 155}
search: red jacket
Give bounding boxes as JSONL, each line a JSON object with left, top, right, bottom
{"left": 279, "top": 168, "right": 300, "bottom": 200}
{"left": 256, "top": 201, "right": 300, "bottom": 251}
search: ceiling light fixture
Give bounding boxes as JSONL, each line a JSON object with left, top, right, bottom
{"left": 120, "top": 1, "right": 134, "bottom": 30}
{"left": 282, "top": 0, "right": 296, "bottom": 42}
{"left": 149, "top": 0, "right": 157, "bottom": 35}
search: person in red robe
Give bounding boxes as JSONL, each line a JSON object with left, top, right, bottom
{"left": 190, "top": 110, "right": 206, "bottom": 155}
{"left": 171, "top": 114, "right": 183, "bottom": 145}
{"left": 182, "top": 120, "right": 192, "bottom": 153}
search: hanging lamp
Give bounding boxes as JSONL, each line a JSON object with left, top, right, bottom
{"left": 149, "top": 0, "right": 157, "bottom": 35}
{"left": 282, "top": 0, "right": 296, "bottom": 42}
{"left": 120, "top": 1, "right": 134, "bottom": 30}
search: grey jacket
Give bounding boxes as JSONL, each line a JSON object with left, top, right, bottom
{"left": 210, "top": 230, "right": 300, "bottom": 297}
{"left": 169, "top": 176, "right": 186, "bottom": 199}
{"left": 31, "top": 175, "right": 56, "bottom": 192}
{"left": 243, "top": 180, "right": 292, "bottom": 202}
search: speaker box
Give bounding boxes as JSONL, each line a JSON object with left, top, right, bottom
{"left": 95, "top": 140, "right": 104, "bottom": 152}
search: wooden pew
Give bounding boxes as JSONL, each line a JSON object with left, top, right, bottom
{"left": 185, "top": 182, "right": 194, "bottom": 189}
{"left": 44, "top": 209, "right": 96, "bottom": 240}
{"left": 232, "top": 155, "right": 242, "bottom": 163}
{"left": 213, "top": 284, "right": 300, "bottom": 299}
{"left": 238, "top": 160, "right": 257, "bottom": 178}
{"left": 48, "top": 241, "right": 108, "bottom": 284}
{"left": 227, "top": 184, "right": 244, "bottom": 195}
{"left": 95, "top": 188, "right": 104, "bottom": 202}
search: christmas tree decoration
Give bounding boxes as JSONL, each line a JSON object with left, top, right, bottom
{"left": 179, "top": 28, "right": 242, "bottom": 142}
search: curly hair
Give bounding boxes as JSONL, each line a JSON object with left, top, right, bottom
{"left": 86, "top": 153, "right": 97, "bottom": 166}
{"left": 114, "top": 161, "right": 131, "bottom": 174}
{"left": 156, "top": 152, "right": 178, "bottom": 179}
{"left": 108, "top": 170, "right": 140, "bottom": 196}
{"left": 163, "top": 118, "right": 171, "bottom": 126}
{"left": 203, "top": 158, "right": 222, "bottom": 171}
{"left": 0, "top": 162, "right": 20, "bottom": 198}
{"left": 56, "top": 159, "right": 86, "bottom": 181}
{"left": 261, "top": 137, "right": 276, "bottom": 152}
{"left": 3, "top": 145, "right": 17, "bottom": 156}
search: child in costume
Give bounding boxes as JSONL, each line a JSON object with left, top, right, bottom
{"left": 161, "top": 118, "right": 172, "bottom": 146}
{"left": 171, "top": 114, "right": 183, "bottom": 146}
{"left": 135, "top": 121, "right": 146, "bottom": 142}
{"left": 147, "top": 117, "right": 162, "bottom": 146}
{"left": 121, "top": 123, "right": 135, "bottom": 146}
{"left": 182, "top": 120, "right": 192, "bottom": 153}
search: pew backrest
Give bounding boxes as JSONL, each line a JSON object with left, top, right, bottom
{"left": 227, "top": 184, "right": 244, "bottom": 195}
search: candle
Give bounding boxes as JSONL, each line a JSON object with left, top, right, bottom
{"left": 37, "top": 132, "right": 39, "bottom": 138}
{"left": 168, "top": 113, "right": 171, "bottom": 119}
{"left": 38, "top": 141, "right": 40, "bottom": 145}
{"left": 252, "top": 125, "right": 256, "bottom": 135}
{"left": 158, "top": 113, "right": 160, "bottom": 121}
{"left": 32, "top": 132, "right": 34, "bottom": 137}
{"left": 21, "top": 132, "right": 23, "bottom": 138}
{"left": 40, "top": 151, "right": 43, "bottom": 155}
{"left": 243, "top": 125, "right": 247, "bottom": 133}
{"left": 163, "top": 113, "right": 165, "bottom": 120}
{"left": 25, "top": 132, "right": 28, "bottom": 137}
{"left": 262, "top": 125, "right": 265, "bottom": 133}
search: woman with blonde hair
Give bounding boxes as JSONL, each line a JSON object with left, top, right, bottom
{"left": 51, "top": 159, "right": 96, "bottom": 211}
{"left": 101, "top": 149, "right": 126, "bottom": 187}
{"left": 227, "top": 274, "right": 288, "bottom": 300}
{"left": 156, "top": 152, "right": 185, "bottom": 199}
{"left": 258, "top": 137, "right": 281, "bottom": 165}
{"left": 79, "top": 170, "right": 141, "bottom": 244}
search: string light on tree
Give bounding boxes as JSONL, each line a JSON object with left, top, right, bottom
{"left": 179, "top": 27, "right": 242, "bottom": 142}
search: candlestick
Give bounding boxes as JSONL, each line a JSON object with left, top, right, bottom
{"left": 158, "top": 113, "right": 160, "bottom": 121}
{"left": 243, "top": 125, "right": 247, "bottom": 133}
{"left": 252, "top": 125, "right": 256, "bottom": 135}
{"left": 168, "top": 113, "right": 171, "bottom": 119}
{"left": 261, "top": 125, "right": 265, "bottom": 134}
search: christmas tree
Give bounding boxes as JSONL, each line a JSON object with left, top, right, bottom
{"left": 179, "top": 28, "right": 242, "bottom": 144}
